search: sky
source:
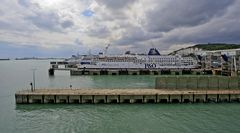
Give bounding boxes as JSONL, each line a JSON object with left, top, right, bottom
{"left": 1, "top": 0, "right": 240, "bottom": 58}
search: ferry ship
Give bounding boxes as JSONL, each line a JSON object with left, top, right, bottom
{"left": 76, "top": 48, "right": 199, "bottom": 69}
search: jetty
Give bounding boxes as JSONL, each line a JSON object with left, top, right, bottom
{"left": 48, "top": 61, "right": 219, "bottom": 76}
{"left": 15, "top": 89, "right": 240, "bottom": 104}
{"left": 15, "top": 76, "right": 240, "bottom": 104}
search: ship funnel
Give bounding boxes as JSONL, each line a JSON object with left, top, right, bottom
{"left": 221, "top": 54, "right": 228, "bottom": 62}
{"left": 197, "top": 55, "right": 202, "bottom": 61}
{"left": 148, "top": 48, "right": 161, "bottom": 56}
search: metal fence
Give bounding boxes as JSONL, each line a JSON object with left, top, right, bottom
{"left": 155, "top": 76, "right": 240, "bottom": 90}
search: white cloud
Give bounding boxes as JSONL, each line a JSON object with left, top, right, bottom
{"left": 0, "top": 0, "right": 240, "bottom": 57}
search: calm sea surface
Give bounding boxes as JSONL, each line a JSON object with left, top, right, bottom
{"left": 0, "top": 60, "right": 240, "bottom": 133}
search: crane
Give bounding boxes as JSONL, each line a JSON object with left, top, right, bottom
{"left": 104, "top": 44, "right": 110, "bottom": 55}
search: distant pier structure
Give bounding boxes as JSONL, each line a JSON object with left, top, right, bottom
{"left": 49, "top": 63, "right": 239, "bottom": 77}
{"left": 49, "top": 61, "right": 75, "bottom": 76}
{"left": 49, "top": 61, "right": 231, "bottom": 76}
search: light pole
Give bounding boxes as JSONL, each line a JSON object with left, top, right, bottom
{"left": 32, "top": 69, "right": 37, "bottom": 91}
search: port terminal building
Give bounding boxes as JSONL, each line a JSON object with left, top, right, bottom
{"left": 173, "top": 48, "right": 240, "bottom": 75}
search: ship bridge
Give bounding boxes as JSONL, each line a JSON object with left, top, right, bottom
{"left": 148, "top": 48, "right": 161, "bottom": 56}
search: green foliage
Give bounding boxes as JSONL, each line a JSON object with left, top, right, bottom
{"left": 193, "top": 43, "right": 240, "bottom": 50}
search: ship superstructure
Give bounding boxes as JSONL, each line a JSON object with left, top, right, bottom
{"left": 77, "top": 48, "right": 199, "bottom": 69}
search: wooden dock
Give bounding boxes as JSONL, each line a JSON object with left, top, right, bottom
{"left": 15, "top": 89, "right": 240, "bottom": 104}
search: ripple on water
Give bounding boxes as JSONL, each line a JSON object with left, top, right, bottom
{"left": 1, "top": 61, "right": 240, "bottom": 133}
{"left": 12, "top": 103, "right": 240, "bottom": 133}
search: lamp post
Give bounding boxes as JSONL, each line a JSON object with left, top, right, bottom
{"left": 30, "top": 82, "right": 33, "bottom": 92}
{"left": 32, "top": 69, "right": 37, "bottom": 91}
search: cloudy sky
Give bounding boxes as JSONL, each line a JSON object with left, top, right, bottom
{"left": 1, "top": 0, "right": 240, "bottom": 58}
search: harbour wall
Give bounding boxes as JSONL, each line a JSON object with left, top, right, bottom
{"left": 16, "top": 75, "right": 240, "bottom": 104}
{"left": 155, "top": 76, "right": 240, "bottom": 90}
{"left": 69, "top": 69, "right": 214, "bottom": 76}
{"left": 49, "top": 62, "right": 221, "bottom": 76}
{"left": 15, "top": 89, "right": 240, "bottom": 104}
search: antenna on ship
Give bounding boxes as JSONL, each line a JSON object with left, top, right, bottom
{"left": 88, "top": 49, "right": 92, "bottom": 55}
{"left": 104, "top": 44, "right": 110, "bottom": 55}
{"left": 150, "top": 41, "right": 155, "bottom": 48}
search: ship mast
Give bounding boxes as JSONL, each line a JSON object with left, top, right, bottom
{"left": 104, "top": 44, "right": 110, "bottom": 55}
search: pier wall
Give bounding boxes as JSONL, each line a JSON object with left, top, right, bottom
{"left": 50, "top": 60, "right": 239, "bottom": 76}
{"left": 69, "top": 69, "right": 214, "bottom": 76}
{"left": 15, "top": 93, "right": 240, "bottom": 104}
{"left": 15, "top": 89, "right": 240, "bottom": 104}
{"left": 48, "top": 67, "right": 219, "bottom": 76}
{"left": 156, "top": 76, "right": 240, "bottom": 90}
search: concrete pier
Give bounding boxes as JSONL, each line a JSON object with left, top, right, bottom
{"left": 49, "top": 61, "right": 220, "bottom": 76}
{"left": 156, "top": 76, "right": 240, "bottom": 90}
{"left": 15, "top": 89, "right": 240, "bottom": 104}
{"left": 69, "top": 69, "right": 213, "bottom": 76}
{"left": 48, "top": 60, "right": 237, "bottom": 76}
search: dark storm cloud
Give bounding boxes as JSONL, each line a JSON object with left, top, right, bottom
{"left": 163, "top": 19, "right": 240, "bottom": 44}
{"left": 145, "top": 0, "right": 235, "bottom": 32}
{"left": 115, "top": 27, "right": 162, "bottom": 45}
{"left": 17, "top": 0, "right": 31, "bottom": 7}
{"left": 61, "top": 20, "right": 74, "bottom": 29}
{"left": 27, "top": 12, "right": 74, "bottom": 31}
{"left": 17, "top": 0, "right": 40, "bottom": 9}
{"left": 95, "top": 0, "right": 238, "bottom": 50}
{"left": 0, "top": 19, "right": 33, "bottom": 32}
{"left": 27, "top": 12, "right": 61, "bottom": 31}
{"left": 94, "top": 0, "right": 137, "bottom": 22}
{"left": 17, "top": 0, "right": 74, "bottom": 32}
{"left": 87, "top": 25, "right": 110, "bottom": 38}
{"left": 161, "top": 0, "right": 240, "bottom": 45}
{"left": 97, "top": 0, "right": 137, "bottom": 9}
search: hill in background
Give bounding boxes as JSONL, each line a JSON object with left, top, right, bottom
{"left": 192, "top": 43, "right": 240, "bottom": 51}
{"left": 170, "top": 43, "right": 240, "bottom": 55}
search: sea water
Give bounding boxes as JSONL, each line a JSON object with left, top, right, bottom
{"left": 0, "top": 60, "right": 240, "bottom": 133}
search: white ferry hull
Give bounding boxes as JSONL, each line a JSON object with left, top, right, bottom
{"left": 76, "top": 48, "right": 199, "bottom": 69}
{"left": 78, "top": 62, "right": 198, "bottom": 69}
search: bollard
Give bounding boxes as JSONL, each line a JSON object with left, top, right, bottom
{"left": 30, "top": 82, "right": 33, "bottom": 92}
